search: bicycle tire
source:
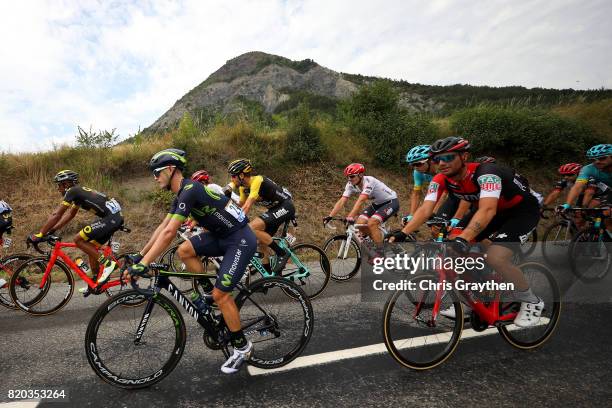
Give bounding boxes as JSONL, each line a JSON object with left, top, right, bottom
{"left": 498, "top": 262, "right": 561, "bottom": 349}
{"left": 10, "top": 256, "right": 73, "bottom": 316}
{"left": 382, "top": 274, "right": 463, "bottom": 370}
{"left": 568, "top": 230, "right": 612, "bottom": 282}
{"left": 281, "top": 243, "right": 330, "bottom": 299}
{"left": 159, "top": 244, "right": 196, "bottom": 294}
{"left": 541, "top": 220, "right": 577, "bottom": 266}
{"left": 0, "top": 253, "right": 33, "bottom": 309}
{"left": 235, "top": 277, "right": 314, "bottom": 369}
{"left": 84, "top": 290, "right": 186, "bottom": 389}
{"left": 322, "top": 234, "right": 361, "bottom": 281}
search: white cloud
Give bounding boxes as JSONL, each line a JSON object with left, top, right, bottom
{"left": 0, "top": 0, "right": 610, "bottom": 152}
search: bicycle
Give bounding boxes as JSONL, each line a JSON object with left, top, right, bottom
{"left": 193, "top": 218, "right": 331, "bottom": 300}
{"left": 540, "top": 208, "right": 579, "bottom": 266}
{"left": 85, "top": 262, "right": 314, "bottom": 389}
{"left": 0, "top": 229, "right": 34, "bottom": 310}
{"left": 382, "top": 218, "right": 561, "bottom": 370}
{"left": 323, "top": 216, "right": 404, "bottom": 281}
{"left": 567, "top": 206, "right": 612, "bottom": 282}
{"left": 9, "top": 226, "right": 137, "bottom": 316}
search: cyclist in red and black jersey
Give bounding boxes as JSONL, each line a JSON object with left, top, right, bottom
{"left": 27, "top": 170, "right": 124, "bottom": 291}
{"left": 391, "top": 137, "right": 544, "bottom": 327}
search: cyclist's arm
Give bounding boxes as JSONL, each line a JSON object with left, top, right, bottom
{"left": 51, "top": 205, "right": 79, "bottom": 231}
{"left": 347, "top": 194, "right": 368, "bottom": 219}
{"left": 432, "top": 192, "right": 448, "bottom": 214}
{"left": 581, "top": 186, "right": 595, "bottom": 207}
{"left": 141, "top": 217, "right": 181, "bottom": 265}
{"left": 400, "top": 200, "right": 436, "bottom": 234}
{"left": 329, "top": 196, "right": 348, "bottom": 217}
{"left": 140, "top": 215, "right": 172, "bottom": 256}
{"left": 564, "top": 181, "right": 587, "bottom": 207}
{"left": 452, "top": 199, "right": 471, "bottom": 220}
{"left": 543, "top": 189, "right": 561, "bottom": 206}
{"left": 458, "top": 197, "right": 497, "bottom": 242}
{"left": 38, "top": 203, "right": 69, "bottom": 235}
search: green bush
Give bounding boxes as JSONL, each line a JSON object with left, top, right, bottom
{"left": 285, "top": 105, "right": 326, "bottom": 163}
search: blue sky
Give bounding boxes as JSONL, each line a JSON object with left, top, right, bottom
{"left": 1, "top": 0, "right": 611, "bottom": 152}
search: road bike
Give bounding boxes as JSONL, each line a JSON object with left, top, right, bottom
{"left": 85, "top": 262, "right": 314, "bottom": 389}
{"left": 540, "top": 208, "right": 579, "bottom": 266}
{"left": 0, "top": 229, "right": 34, "bottom": 309}
{"left": 567, "top": 206, "right": 611, "bottom": 282}
{"left": 9, "top": 226, "right": 137, "bottom": 316}
{"left": 382, "top": 218, "right": 561, "bottom": 369}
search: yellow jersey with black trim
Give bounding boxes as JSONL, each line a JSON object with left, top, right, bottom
{"left": 62, "top": 185, "right": 121, "bottom": 217}
{"left": 237, "top": 175, "right": 292, "bottom": 208}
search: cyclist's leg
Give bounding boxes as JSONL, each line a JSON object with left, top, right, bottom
{"left": 181, "top": 232, "right": 223, "bottom": 292}
{"left": 249, "top": 217, "right": 273, "bottom": 270}
{"left": 75, "top": 229, "right": 102, "bottom": 278}
{"left": 258, "top": 201, "right": 295, "bottom": 272}
{"left": 82, "top": 214, "right": 124, "bottom": 282}
{"left": 358, "top": 204, "right": 376, "bottom": 237}
{"left": 368, "top": 198, "right": 400, "bottom": 246}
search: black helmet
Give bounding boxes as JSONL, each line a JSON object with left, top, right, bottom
{"left": 475, "top": 156, "right": 496, "bottom": 164}
{"left": 54, "top": 169, "right": 79, "bottom": 184}
{"left": 228, "top": 159, "right": 253, "bottom": 176}
{"left": 149, "top": 148, "right": 187, "bottom": 172}
{"left": 429, "top": 137, "right": 471, "bottom": 155}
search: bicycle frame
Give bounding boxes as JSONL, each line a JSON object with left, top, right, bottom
{"left": 334, "top": 221, "right": 388, "bottom": 260}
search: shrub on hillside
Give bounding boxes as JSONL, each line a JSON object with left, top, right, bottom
{"left": 450, "top": 106, "right": 603, "bottom": 166}
{"left": 285, "top": 105, "right": 326, "bottom": 163}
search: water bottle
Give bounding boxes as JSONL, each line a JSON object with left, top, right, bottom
{"left": 75, "top": 257, "right": 90, "bottom": 273}
{"left": 190, "top": 292, "right": 211, "bottom": 315}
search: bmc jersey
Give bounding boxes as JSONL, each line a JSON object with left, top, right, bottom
{"left": 343, "top": 176, "right": 398, "bottom": 205}
{"left": 424, "top": 163, "right": 535, "bottom": 211}
{"left": 412, "top": 170, "right": 433, "bottom": 191}
{"left": 169, "top": 179, "right": 248, "bottom": 237}
{"left": 577, "top": 164, "right": 612, "bottom": 191}
{"left": 237, "top": 175, "right": 292, "bottom": 208}
{"left": 62, "top": 186, "right": 120, "bottom": 217}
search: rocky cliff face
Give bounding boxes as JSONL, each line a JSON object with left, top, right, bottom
{"left": 146, "top": 51, "right": 359, "bottom": 131}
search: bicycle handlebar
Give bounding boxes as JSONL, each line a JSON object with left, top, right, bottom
{"left": 26, "top": 235, "right": 60, "bottom": 254}
{"left": 127, "top": 262, "right": 169, "bottom": 297}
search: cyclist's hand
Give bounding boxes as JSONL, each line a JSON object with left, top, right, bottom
{"left": 127, "top": 253, "right": 143, "bottom": 265}
{"left": 323, "top": 216, "right": 333, "bottom": 226}
{"left": 401, "top": 215, "right": 413, "bottom": 225}
{"left": 344, "top": 216, "right": 355, "bottom": 225}
{"left": 27, "top": 233, "right": 44, "bottom": 244}
{"left": 390, "top": 230, "right": 407, "bottom": 243}
{"left": 555, "top": 203, "right": 571, "bottom": 213}
{"left": 449, "top": 218, "right": 461, "bottom": 228}
{"left": 128, "top": 262, "right": 150, "bottom": 279}
{"left": 448, "top": 237, "right": 470, "bottom": 256}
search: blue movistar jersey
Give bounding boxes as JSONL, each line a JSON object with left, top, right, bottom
{"left": 412, "top": 169, "right": 433, "bottom": 191}
{"left": 168, "top": 179, "right": 248, "bottom": 237}
{"left": 576, "top": 164, "right": 612, "bottom": 191}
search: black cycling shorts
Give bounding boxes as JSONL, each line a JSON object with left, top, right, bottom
{"left": 188, "top": 226, "right": 257, "bottom": 292}
{"left": 0, "top": 212, "right": 12, "bottom": 236}
{"left": 78, "top": 213, "right": 124, "bottom": 246}
{"left": 475, "top": 201, "right": 540, "bottom": 249}
{"left": 362, "top": 198, "right": 400, "bottom": 223}
{"left": 259, "top": 200, "right": 296, "bottom": 236}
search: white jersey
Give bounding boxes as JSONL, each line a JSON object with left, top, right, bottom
{"left": 0, "top": 200, "right": 12, "bottom": 213}
{"left": 207, "top": 183, "right": 240, "bottom": 204}
{"left": 343, "top": 176, "right": 397, "bottom": 205}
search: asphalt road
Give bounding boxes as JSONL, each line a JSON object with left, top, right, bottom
{"left": 1, "top": 249, "right": 611, "bottom": 408}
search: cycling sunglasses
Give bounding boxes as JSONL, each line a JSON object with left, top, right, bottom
{"left": 347, "top": 174, "right": 359, "bottom": 179}
{"left": 593, "top": 156, "right": 611, "bottom": 162}
{"left": 153, "top": 166, "right": 172, "bottom": 178}
{"left": 411, "top": 160, "right": 428, "bottom": 168}
{"left": 431, "top": 153, "right": 457, "bottom": 164}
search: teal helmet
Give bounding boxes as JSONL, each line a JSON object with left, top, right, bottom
{"left": 405, "top": 145, "right": 431, "bottom": 164}
{"left": 586, "top": 144, "right": 612, "bottom": 159}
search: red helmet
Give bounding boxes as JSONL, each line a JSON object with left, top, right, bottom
{"left": 558, "top": 163, "right": 581, "bottom": 175}
{"left": 344, "top": 163, "right": 365, "bottom": 177}
{"left": 191, "top": 170, "right": 210, "bottom": 183}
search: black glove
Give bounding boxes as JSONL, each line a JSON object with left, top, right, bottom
{"left": 323, "top": 216, "right": 333, "bottom": 226}
{"left": 391, "top": 231, "right": 408, "bottom": 242}
{"left": 27, "top": 233, "right": 44, "bottom": 244}
{"left": 449, "top": 237, "right": 470, "bottom": 255}
{"left": 344, "top": 217, "right": 355, "bottom": 225}
{"left": 128, "top": 262, "right": 150, "bottom": 277}
{"left": 127, "top": 253, "right": 144, "bottom": 265}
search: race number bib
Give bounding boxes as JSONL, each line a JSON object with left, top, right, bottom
{"left": 225, "top": 200, "right": 246, "bottom": 222}
{"left": 3, "top": 238, "right": 12, "bottom": 248}
{"left": 105, "top": 198, "right": 122, "bottom": 214}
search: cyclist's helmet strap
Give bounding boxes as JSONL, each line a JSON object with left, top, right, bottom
{"left": 228, "top": 159, "right": 253, "bottom": 176}
{"left": 558, "top": 163, "right": 582, "bottom": 175}
{"left": 149, "top": 148, "right": 187, "bottom": 171}
{"left": 344, "top": 163, "right": 366, "bottom": 177}
{"left": 405, "top": 145, "right": 431, "bottom": 164}
{"left": 586, "top": 144, "right": 612, "bottom": 159}
{"left": 54, "top": 169, "right": 79, "bottom": 184}
{"left": 429, "top": 137, "right": 471, "bottom": 155}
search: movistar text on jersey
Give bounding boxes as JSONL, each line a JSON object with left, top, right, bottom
{"left": 372, "top": 254, "right": 486, "bottom": 275}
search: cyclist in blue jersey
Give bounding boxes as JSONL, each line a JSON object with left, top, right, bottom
{"left": 404, "top": 145, "right": 435, "bottom": 224}
{"left": 127, "top": 149, "right": 257, "bottom": 374}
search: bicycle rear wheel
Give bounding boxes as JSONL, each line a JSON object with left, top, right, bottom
{"left": 382, "top": 274, "right": 463, "bottom": 370}
{"left": 323, "top": 235, "right": 361, "bottom": 281}
{"left": 9, "top": 257, "right": 73, "bottom": 316}
{"left": 0, "top": 253, "right": 32, "bottom": 309}
{"left": 541, "top": 221, "right": 576, "bottom": 266}
{"left": 160, "top": 244, "right": 195, "bottom": 294}
{"left": 498, "top": 262, "right": 561, "bottom": 349}
{"left": 235, "top": 277, "right": 314, "bottom": 369}
{"left": 282, "top": 243, "right": 330, "bottom": 299}
{"left": 85, "top": 290, "right": 186, "bottom": 389}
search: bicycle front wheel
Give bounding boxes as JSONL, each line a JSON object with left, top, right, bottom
{"left": 541, "top": 221, "right": 576, "bottom": 266}
{"left": 382, "top": 274, "right": 463, "bottom": 370}
{"left": 323, "top": 235, "right": 361, "bottom": 281}
{"left": 235, "top": 277, "right": 314, "bottom": 369}
{"left": 0, "top": 253, "right": 33, "bottom": 309}
{"left": 9, "top": 257, "right": 73, "bottom": 316}
{"left": 85, "top": 290, "right": 186, "bottom": 389}
{"left": 498, "top": 262, "right": 561, "bottom": 349}
{"left": 283, "top": 243, "right": 330, "bottom": 299}
{"left": 569, "top": 231, "right": 612, "bottom": 282}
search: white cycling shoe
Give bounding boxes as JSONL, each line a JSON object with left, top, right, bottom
{"left": 96, "top": 260, "right": 117, "bottom": 284}
{"left": 0, "top": 278, "right": 6, "bottom": 288}
{"left": 221, "top": 341, "right": 253, "bottom": 374}
{"left": 439, "top": 305, "right": 469, "bottom": 319}
{"left": 513, "top": 299, "right": 544, "bottom": 327}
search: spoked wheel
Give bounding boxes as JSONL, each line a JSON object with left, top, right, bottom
{"left": 235, "top": 277, "right": 314, "bottom": 369}
{"left": 517, "top": 229, "right": 538, "bottom": 260}
{"left": 85, "top": 290, "right": 187, "bottom": 389}
{"left": 159, "top": 244, "right": 195, "bottom": 294}
{"left": 105, "top": 253, "right": 148, "bottom": 307}
{"left": 0, "top": 253, "right": 33, "bottom": 310}
{"left": 541, "top": 221, "right": 577, "bottom": 266}
{"left": 323, "top": 235, "right": 361, "bottom": 281}
{"left": 568, "top": 231, "right": 612, "bottom": 282}
{"left": 382, "top": 274, "right": 463, "bottom": 370}
{"left": 279, "top": 243, "right": 330, "bottom": 299}
{"left": 9, "top": 257, "right": 73, "bottom": 316}
{"left": 498, "top": 262, "right": 561, "bottom": 349}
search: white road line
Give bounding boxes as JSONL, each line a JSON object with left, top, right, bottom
{"left": 248, "top": 319, "right": 549, "bottom": 376}
{"left": 0, "top": 401, "right": 40, "bottom": 408}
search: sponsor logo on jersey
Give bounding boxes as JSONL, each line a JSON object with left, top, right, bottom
{"left": 427, "top": 182, "right": 439, "bottom": 196}
{"left": 477, "top": 174, "right": 502, "bottom": 192}
{"left": 272, "top": 207, "right": 289, "bottom": 218}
